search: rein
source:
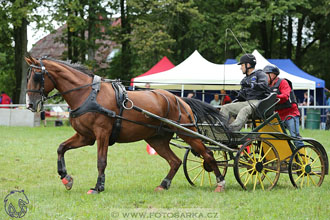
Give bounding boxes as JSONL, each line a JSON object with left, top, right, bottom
{"left": 46, "top": 82, "right": 102, "bottom": 100}
{"left": 26, "top": 58, "right": 118, "bottom": 102}
{"left": 26, "top": 59, "right": 197, "bottom": 138}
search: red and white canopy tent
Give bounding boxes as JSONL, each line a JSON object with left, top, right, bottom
{"left": 130, "top": 56, "right": 175, "bottom": 86}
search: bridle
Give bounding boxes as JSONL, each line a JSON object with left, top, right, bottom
{"left": 26, "top": 58, "right": 103, "bottom": 109}
{"left": 26, "top": 58, "right": 57, "bottom": 103}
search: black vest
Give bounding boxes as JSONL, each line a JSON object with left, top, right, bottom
{"left": 270, "top": 78, "right": 297, "bottom": 110}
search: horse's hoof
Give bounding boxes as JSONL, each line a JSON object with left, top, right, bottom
{"left": 87, "top": 189, "right": 99, "bottom": 194}
{"left": 214, "top": 185, "right": 225, "bottom": 192}
{"left": 61, "top": 175, "right": 73, "bottom": 190}
{"left": 154, "top": 186, "right": 165, "bottom": 192}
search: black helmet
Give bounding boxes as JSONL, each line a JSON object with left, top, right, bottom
{"left": 263, "top": 65, "right": 280, "bottom": 75}
{"left": 237, "top": 54, "right": 256, "bottom": 67}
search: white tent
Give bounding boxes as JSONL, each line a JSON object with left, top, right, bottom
{"left": 132, "top": 50, "right": 315, "bottom": 91}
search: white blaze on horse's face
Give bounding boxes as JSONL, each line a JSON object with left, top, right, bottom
{"left": 26, "top": 92, "right": 43, "bottom": 112}
{"left": 26, "top": 94, "right": 30, "bottom": 109}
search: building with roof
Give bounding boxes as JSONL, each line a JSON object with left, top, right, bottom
{"left": 29, "top": 20, "right": 120, "bottom": 69}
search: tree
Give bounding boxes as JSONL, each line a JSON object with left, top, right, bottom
{"left": 2, "top": 0, "right": 330, "bottom": 94}
{"left": 52, "top": 0, "right": 113, "bottom": 71}
{"left": 0, "top": 0, "right": 41, "bottom": 103}
{"left": 0, "top": 2, "right": 15, "bottom": 99}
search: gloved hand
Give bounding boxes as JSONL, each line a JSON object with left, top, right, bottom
{"left": 236, "top": 92, "right": 246, "bottom": 101}
{"left": 242, "top": 81, "right": 255, "bottom": 88}
{"left": 230, "top": 90, "right": 238, "bottom": 96}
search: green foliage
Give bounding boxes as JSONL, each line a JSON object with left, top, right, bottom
{"left": 0, "top": 0, "right": 47, "bottom": 101}
{"left": 1, "top": 0, "right": 330, "bottom": 93}
{"left": 0, "top": 53, "right": 15, "bottom": 96}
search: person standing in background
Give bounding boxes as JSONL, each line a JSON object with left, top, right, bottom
{"left": 40, "top": 111, "right": 47, "bottom": 127}
{"left": 145, "top": 83, "right": 151, "bottom": 89}
{"left": 0, "top": 91, "right": 12, "bottom": 108}
{"left": 220, "top": 89, "right": 232, "bottom": 105}
{"left": 187, "top": 92, "right": 196, "bottom": 99}
{"left": 301, "top": 91, "right": 314, "bottom": 106}
{"left": 210, "top": 94, "right": 221, "bottom": 106}
{"left": 326, "top": 94, "right": 330, "bottom": 130}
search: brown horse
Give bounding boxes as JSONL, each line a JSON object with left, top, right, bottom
{"left": 25, "top": 56, "right": 228, "bottom": 194}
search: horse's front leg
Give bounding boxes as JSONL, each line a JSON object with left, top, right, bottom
{"left": 57, "top": 133, "right": 95, "bottom": 190}
{"left": 87, "top": 133, "right": 109, "bottom": 194}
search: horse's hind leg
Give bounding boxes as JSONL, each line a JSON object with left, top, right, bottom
{"left": 145, "top": 133, "right": 182, "bottom": 191}
{"left": 57, "top": 133, "right": 95, "bottom": 190}
{"left": 180, "top": 136, "right": 225, "bottom": 192}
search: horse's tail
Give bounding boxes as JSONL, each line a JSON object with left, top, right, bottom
{"left": 181, "top": 97, "right": 228, "bottom": 127}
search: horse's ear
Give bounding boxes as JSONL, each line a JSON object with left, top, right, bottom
{"left": 24, "top": 53, "right": 37, "bottom": 65}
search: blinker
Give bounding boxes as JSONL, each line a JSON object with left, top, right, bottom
{"left": 33, "top": 72, "right": 43, "bottom": 82}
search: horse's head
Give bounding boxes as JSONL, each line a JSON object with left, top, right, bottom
{"left": 25, "top": 56, "right": 57, "bottom": 112}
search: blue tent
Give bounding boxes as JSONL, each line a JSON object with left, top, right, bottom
{"left": 225, "top": 58, "right": 326, "bottom": 105}
{"left": 268, "top": 59, "right": 324, "bottom": 88}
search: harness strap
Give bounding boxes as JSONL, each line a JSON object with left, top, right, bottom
{"left": 175, "top": 96, "right": 182, "bottom": 123}
{"left": 150, "top": 91, "right": 171, "bottom": 134}
{"left": 70, "top": 76, "right": 116, "bottom": 118}
{"left": 178, "top": 98, "right": 195, "bottom": 125}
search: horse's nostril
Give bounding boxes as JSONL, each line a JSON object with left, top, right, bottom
{"left": 28, "top": 103, "right": 33, "bottom": 109}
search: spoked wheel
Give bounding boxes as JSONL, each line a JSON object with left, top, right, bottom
{"left": 288, "top": 145, "right": 326, "bottom": 188}
{"left": 234, "top": 138, "right": 281, "bottom": 191}
{"left": 183, "top": 148, "right": 228, "bottom": 187}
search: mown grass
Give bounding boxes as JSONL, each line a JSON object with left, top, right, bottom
{"left": 1, "top": 126, "right": 330, "bottom": 219}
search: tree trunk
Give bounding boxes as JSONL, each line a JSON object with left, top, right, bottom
{"left": 286, "top": 16, "right": 293, "bottom": 59}
{"left": 67, "top": 20, "right": 72, "bottom": 61}
{"left": 260, "top": 20, "right": 269, "bottom": 57}
{"left": 295, "top": 15, "right": 305, "bottom": 66}
{"left": 269, "top": 16, "right": 274, "bottom": 58}
{"left": 72, "top": 11, "right": 79, "bottom": 63}
{"left": 13, "top": 18, "right": 28, "bottom": 104}
{"left": 80, "top": 6, "right": 86, "bottom": 63}
{"left": 120, "top": 0, "right": 131, "bottom": 78}
{"left": 88, "top": 0, "right": 96, "bottom": 61}
{"left": 279, "top": 16, "right": 283, "bottom": 58}
{"left": 72, "top": 31, "right": 79, "bottom": 63}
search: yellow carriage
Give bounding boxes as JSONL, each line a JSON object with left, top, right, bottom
{"left": 179, "top": 93, "right": 328, "bottom": 190}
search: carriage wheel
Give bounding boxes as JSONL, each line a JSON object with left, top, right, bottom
{"left": 288, "top": 145, "right": 326, "bottom": 188}
{"left": 234, "top": 138, "right": 280, "bottom": 191}
{"left": 183, "top": 149, "right": 228, "bottom": 187}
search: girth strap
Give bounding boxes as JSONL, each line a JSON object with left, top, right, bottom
{"left": 108, "top": 82, "right": 128, "bottom": 146}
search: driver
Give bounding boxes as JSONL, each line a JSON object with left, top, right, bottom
{"left": 220, "top": 54, "right": 269, "bottom": 131}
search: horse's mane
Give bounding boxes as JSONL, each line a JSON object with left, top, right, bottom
{"left": 44, "top": 57, "right": 94, "bottom": 77}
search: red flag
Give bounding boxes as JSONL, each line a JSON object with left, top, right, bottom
{"left": 146, "top": 144, "right": 158, "bottom": 155}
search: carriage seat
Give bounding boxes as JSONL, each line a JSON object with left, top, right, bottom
{"left": 251, "top": 93, "right": 278, "bottom": 120}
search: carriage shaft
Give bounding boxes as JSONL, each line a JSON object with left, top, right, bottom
{"left": 133, "top": 106, "right": 234, "bottom": 152}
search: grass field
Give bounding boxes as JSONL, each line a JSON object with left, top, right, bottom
{"left": 1, "top": 126, "right": 330, "bottom": 219}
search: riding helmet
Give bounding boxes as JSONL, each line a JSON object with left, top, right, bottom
{"left": 237, "top": 54, "right": 256, "bottom": 67}
{"left": 263, "top": 65, "right": 280, "bottom": 75}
